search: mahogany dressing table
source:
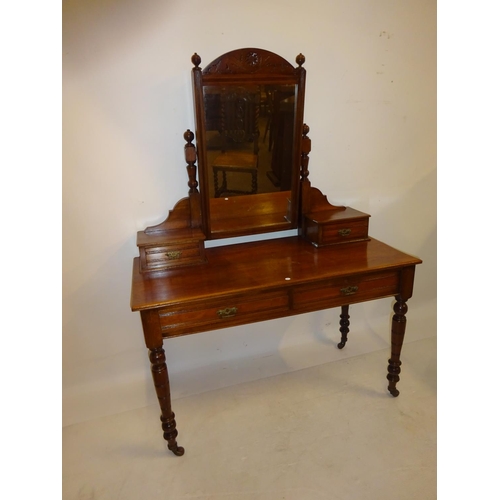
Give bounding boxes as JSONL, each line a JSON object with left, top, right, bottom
{"left": 130, "top": 49, "right": 422, "bottom": 456}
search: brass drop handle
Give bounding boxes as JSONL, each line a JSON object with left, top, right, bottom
{"left": 166, "top": 251, "right": 182, "bottom": 260}
{"left": 338, "top": 228, "right": 352, "bottom": 237}
{"left": 340, "top": 285, "right": 358, "bottom": 296}
{"left": 217, "top": 307, "right": 238, "bottom": 319}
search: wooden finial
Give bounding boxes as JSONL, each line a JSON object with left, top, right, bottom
{"left": 296, "top": 53, "right": 305, "bottom": 67}
{"left": 184, "top": 129, "right": 194, "bottom": 144}
{"left": 191, "top": 53, "right": 201, "bottom": 68}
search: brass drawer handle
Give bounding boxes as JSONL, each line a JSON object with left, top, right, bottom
{"left": 340, "top": 285, "right": 358, "bottom": 296}
{"left": 217, "top": 307, "right": 238, "bottom": 319}
{"left": 338, "top": 228, "right": 352, "bottom": 237}
{"left": 166, "top": 251, "right": 182, "bottom": 260}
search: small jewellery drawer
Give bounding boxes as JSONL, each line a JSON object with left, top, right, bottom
{"left": 302, "top": 206, "right": 370, "bottom": 247}
{"left": 293, "top": 271, "right": 399, "bottom": 312}
{"left": 159, "top": 289, "right": 290, "bottom": 337}
{"left": 320, "top": 219, "right": 369, "bottom": 245}
{"left": 141, "top": 241, "right": 205, "bottom": 272}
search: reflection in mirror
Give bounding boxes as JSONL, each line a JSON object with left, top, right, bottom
{"left": 203, "top": 84, "right": 296, "bottom": 199}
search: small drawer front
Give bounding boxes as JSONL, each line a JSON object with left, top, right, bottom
{"left": 293, "top": 271, "right": 399, "bottom": 311}
{"left": 159, "top": 290, "right": 290, "bottom": 336}
{"left": 320, "top": 219, "right": 369, "bottom": 245}
{"left": 303, "top": 214, "right": 369, "bottom": 247}
{"left": 144, "top": 242, "right": 204, "bottom": 271}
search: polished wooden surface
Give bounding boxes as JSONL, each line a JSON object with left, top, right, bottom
{"left": 210, "top": 191, "right": 292, "bottom": 238}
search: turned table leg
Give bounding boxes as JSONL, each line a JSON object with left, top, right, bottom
{"left": 337, "top": 305, "right": 350, "bottom": 349}
{"left": 387, "top": 296, "right": 408, "bottom": 397}
{"left": 148, "top": 346, "right": 184, "bottom": 456}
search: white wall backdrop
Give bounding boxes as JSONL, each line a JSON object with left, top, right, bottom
{"left": 62, "top": 0, "right": 436, "bottom": 426}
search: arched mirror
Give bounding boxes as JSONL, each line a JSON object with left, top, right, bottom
{"left": 191, "top": 48, "right": 307, "bottom": 239}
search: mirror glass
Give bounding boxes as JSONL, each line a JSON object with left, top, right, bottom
{"left": 203, "top": 84, "right": 296, "bottom": 199}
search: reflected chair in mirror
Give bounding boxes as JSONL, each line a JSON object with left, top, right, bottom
{"left": 212, "top": 86, "right": 260, "bottom": 198}
{"left": 262, "top": 86, "right": 273, "bottom": 146}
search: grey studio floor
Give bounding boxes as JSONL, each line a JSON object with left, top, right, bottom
{"left": 63, "top": 336, "right": 436, "bottom": 500}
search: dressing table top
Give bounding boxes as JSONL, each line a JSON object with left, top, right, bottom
{"left": 131, "top": 236, "right": 421, "bottom": 312}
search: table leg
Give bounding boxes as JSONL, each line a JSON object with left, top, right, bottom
{"left": 148, "top": 346, "right": 185, "bottom": 456}
{"left": 337, "top": 305, "right": 350, "bottom": 349}
{"left": 387, "top": 296, "right": 408, "bottom": 397}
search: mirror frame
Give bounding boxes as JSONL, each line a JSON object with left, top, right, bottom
{"left": 191, "top": 48, "right": 306, "bottom": 239}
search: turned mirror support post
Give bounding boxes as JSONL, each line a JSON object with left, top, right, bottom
{"left": 299, "top": 123, "right": 312, "bottom": 215}
{"left": 184, "top": 129, "right": 202, "bottom": 229}
{"left": 185, "top": 129, "right": 198, "bottom": 194}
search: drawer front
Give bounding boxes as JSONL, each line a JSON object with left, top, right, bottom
{"left": 143, "top": 242, "right": 204, "bottom": 271}
{"left": 293, "top": 271, "right": 399, "bottom": 312}
{"left": 159, "top": 289, "right": 290, "bottom": 336}
{"left": 321, "top": 219, "right": 369, "bottom": 245}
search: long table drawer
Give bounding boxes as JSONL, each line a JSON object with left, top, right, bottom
{"left": 293, "top": 271, "right": 399, "bottom": 311}
{"left": 159, "top": 289, "right": 290, "bottom": 337}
